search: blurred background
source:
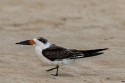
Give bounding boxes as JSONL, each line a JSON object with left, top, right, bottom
{"left": 0, "top": 0, "right": 125, "bottom": 83}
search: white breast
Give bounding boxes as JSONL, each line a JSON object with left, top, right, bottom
{"left": 35, "top": 46, "right": 53, "bottom": 64}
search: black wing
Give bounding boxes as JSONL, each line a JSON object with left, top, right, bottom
{"left": 42, "top": 44, "right": 76, "bottom": 61}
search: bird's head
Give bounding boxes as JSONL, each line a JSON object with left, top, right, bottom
{"left": 15, "top": 37, "right": 49, "bottom": 47}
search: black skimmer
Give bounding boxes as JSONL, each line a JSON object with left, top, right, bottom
{"left": 16, "top": 37, "right": 108, "bottom": 76}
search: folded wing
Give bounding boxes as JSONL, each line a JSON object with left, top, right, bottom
{"left": 42, "top": 44, "right": 76, "bottom": 61}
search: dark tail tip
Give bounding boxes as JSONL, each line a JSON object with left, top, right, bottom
{"left": 95, "top": 48, "right": 108, "bottom": 51}
{"left": 102, "top": 48, "right": 108, "bottom": 50}
{"left": 15, "top": 43, "right": 20, "bottom": 44}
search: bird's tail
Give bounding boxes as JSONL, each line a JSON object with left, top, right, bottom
{"left": 71, "top": 48, "right": 108, "bottom": 58}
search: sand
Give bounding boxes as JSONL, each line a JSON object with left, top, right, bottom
{"left": 0, "top": 0, "right": 125, "bottom": 83}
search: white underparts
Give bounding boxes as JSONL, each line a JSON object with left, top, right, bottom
{"left": 53, "top": 59, "right": 73, "bottom": 65}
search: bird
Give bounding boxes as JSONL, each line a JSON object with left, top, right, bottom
{"left": 15, "top": 37, "right": 108, "bottom": 76}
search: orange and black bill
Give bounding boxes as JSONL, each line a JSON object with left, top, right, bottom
{"left": 15, "top": 40, "right": 35, "bottom": 45}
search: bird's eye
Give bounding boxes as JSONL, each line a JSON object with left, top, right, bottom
{"left": 38, "top": 38, "right": 42, "bottom": 41}
{"left": 37, "top": 37, "right": 47, "bottom": 44}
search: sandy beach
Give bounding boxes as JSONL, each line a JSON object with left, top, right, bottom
{"left": 0, "top": 0, "right": 125, "bottom": 83}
